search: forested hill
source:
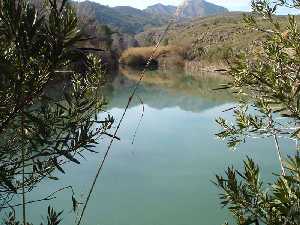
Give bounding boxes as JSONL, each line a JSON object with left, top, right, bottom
{"left": 74, "top": 0, "right": 229, "bottom": 34}
{"left": 74, "top": 1, "right": 168, "bottom": 34}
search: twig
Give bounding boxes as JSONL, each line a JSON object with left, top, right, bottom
{"left": 267, "top": 112, "right": 286, "bottom": 176}
{"left": 131, "top": 95, "right": 145, "bottom": 145}
{"left": 75, "top": 2, "right": 185, "bottom": 224}
{"left": 273, "top": 134, "right": 286, "bottom": 176}
{"left": 21, "top": 112, "right": 26, "bottom": 225}
{"left": 0, "top": 186, "right": 74, "bottom": 209}
{"left": 1, "top": 196, "right": 56, "bottom": 209}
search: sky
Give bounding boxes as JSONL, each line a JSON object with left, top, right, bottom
{"left": 84, "top": 0, "right": 299, "bottom": 14}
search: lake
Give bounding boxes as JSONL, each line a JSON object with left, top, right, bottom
{"left": 14, "top": 70, "right": 294, "bottom": 225}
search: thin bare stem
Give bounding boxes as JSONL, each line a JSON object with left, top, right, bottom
{"left": 21, "top": 112, "right": 26, "bottom": 225}
{"left": 75, "top": 1, "right": 187, "bottom": 224}
{"left": 273, "top": 134, "right": 286, "bottom": 176}
{"left": 131, "top": 95, "right": 145, "bottom": 145}
{"left": 0, "top": 186, "right": 75, "bottom": 209}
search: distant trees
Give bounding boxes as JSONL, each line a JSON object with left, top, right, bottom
{"left": 215, "top": 0, "right": 300, "bottom": 224}
{"left": 0, "top": 0, "right": 113, "bottom": 224}
{"left": 96, "top": 24, "right": 114, "bottom": 50}
{"left": 78, "top": 13, "right": 115, "bottom": 51}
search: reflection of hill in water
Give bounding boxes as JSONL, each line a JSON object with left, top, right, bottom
{"left": 107, "top": 69, "right": 234, "bottom": 113}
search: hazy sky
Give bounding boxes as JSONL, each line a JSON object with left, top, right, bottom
{"left": 83, "top": 0, "right": 299, "bottom": 14}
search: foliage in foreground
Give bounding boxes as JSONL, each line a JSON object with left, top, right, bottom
{"left": 215, "top": 0, "right": 300, "bottom": 224}
{"left": 215, "top": 156, "right": 300, "bottom": 225}
{"left": 0, "top": 0, "right": 113, "bottom": 224}
{"left": 4, "top": 207, "right": 62, "bottom": 225}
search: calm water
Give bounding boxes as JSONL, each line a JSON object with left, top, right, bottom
{"left": 13, "top": 71, "right": 293, "bottom": 225}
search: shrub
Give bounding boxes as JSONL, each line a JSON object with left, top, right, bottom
{"left": 0, "top": 0, "right": 113, "bottom": 224}
{"left": 215, "top": 0, "right": 300, "bottom": 224}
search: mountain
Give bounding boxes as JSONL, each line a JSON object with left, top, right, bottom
{"left": 74, "top": 0, "right": 229, "bottom": 34}
{"left": 145, "top": 0, "right": 228, "bottom": 18}
{"left": 144, "top": 3, "right": 177, "bottom": 16}
{"left": 74, "top": 1, "right": 168, "bottom": 34}
{"left": 180, "top": 0, "right": 228, "bottom": 18}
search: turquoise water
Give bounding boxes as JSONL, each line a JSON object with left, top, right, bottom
{"left": 12, "top": 73, "right": 294, "bottom": 225}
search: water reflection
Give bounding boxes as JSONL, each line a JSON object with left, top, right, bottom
{"left": 108, "top": 68, "right": 234, "bottom": 112}
{"left": 12, "top": 69, "right": 292, "bottom": 225}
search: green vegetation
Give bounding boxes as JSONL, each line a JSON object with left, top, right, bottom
{"left": 74, "top": 0, "right": 230, "bottom": 35}
{"left": 215, "top": 0, "right": 300, "bottom": 224}
{"left": 136, "top": 12, "right": 300, "bottom": 70}
{"left": 0, "top": 0, "right": 113, "bottom": 224}
{"left": 1, "top": 0, "right": 300, "bottom": 224}
{"left": 74, "top": 1, "right": 168, "bottom": 34}
{"left": 136, "top": 13, "right": 257, "bottom": 62}
{"left": 72, "top": 0, "right": 235, "bottom": 69}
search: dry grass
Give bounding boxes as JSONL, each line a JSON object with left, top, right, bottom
{"left": 184, "top": 60, "right": 228, "bottom": 74}
{"left": 120, "top": 45, "right": 186, "bottom": 67}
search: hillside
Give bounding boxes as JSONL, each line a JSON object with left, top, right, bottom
{"left": 145, "top": 0, "right": 228, "bottom": 18}
{"left": 136, "top": 13, "right": 263, "bottom": 63}
{"left": 132, "top": 12, "right": 300, "bottom": 73}
{"left": 179, "top": 0, "right": 228, "bottom": 18}
{"left": 74, "top": 0, "right": 229, "bottom": 34}
{"left": 144, "top": 3, "right": 177, "bottom": 16}
{"left": 74, "top": 1, "right": 167, "bottom": 34}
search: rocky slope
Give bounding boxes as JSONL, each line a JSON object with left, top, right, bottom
{"left": 180, "top": 0, "right": 228, "bottom": 18}
{"left": 144, "top": 0, "right": 228, "bottom": 18}
{"left": 74, "top": 0, "right": 229, "bottom": 34}
{"left": 144, "top": 3, "right": 177, "bottom": 16}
